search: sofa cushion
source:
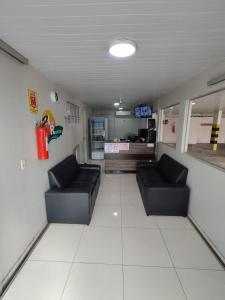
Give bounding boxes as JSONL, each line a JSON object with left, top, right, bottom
{"left": 80, "top": 164, "right": 101, "bottom": 171}
{"left": 48, "top": 155, "right": 80, "bottom": 188}
{"left": 138, "top": 167, "right": 167, "bottom": 186}
{"left": 69, "top": 180, "right": 94, "bottom": 193}
{"left": 158, "top": 154, "right": 188, "bottom": 184}
{"left": 73, "top": 169, "right": 99, "bottom": 184}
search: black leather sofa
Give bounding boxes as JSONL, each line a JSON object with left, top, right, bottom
{"left": 45, "top": 155, "right": 101, "bottom": 224}
{"left": 136, "top": 154, "right": 189, "bottom": 216}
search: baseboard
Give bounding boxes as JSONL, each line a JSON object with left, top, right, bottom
{"left": 0, "top": 224, "right": 49, "bottom": 297}
{"left": 188, "top": 215, "right": 225, "bottom": 267}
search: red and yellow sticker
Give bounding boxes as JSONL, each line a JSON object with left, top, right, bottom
{"left": 41, "top": 109, "right": 63, "bottom": 143}
{"left": 42, "top": 109, "right": 56, "bottom": 126}
{"left": 28, "top": 89, "right": 38, "bottom": 113}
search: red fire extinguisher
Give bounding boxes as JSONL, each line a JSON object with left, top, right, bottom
{"left": 36, "top": 127, "right": 49, "bottom": 160}
{"left": 36, "top": 116, "right": 49, "bottom": 160}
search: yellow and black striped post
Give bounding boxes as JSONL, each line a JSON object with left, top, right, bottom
{"left": 210, "top": 110, "right": 222, "bottom": 151}
{"left": 210, "top": 124, "right": 220, "bottom": 151}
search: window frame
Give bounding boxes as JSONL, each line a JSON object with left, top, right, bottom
{"left": 159, "top": 103, "right": 181, "bottom": 149}
{"left": 184, "top": 91, "right": 225, "bottom": 171}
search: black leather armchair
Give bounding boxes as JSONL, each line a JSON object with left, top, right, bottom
{"left": 45, "top": 155, "right": 101, "bottom": 224}
{"left": 136, "top": 154, "right": 190, "bottom": 216}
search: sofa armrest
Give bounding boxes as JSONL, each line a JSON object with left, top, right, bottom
{"left": 146, "top": 185, "right": 190, "bottom": 216}
{"left": 147, "top": 185, "right": 189, "bottom": 192}
{"left": 45, "top": 188, "right": 91, "bottom": 224}
{"left": 46, "top": 187, "right": 91, "bottom": 194}
{"left": 79, "top": 163, "right": 101, "bottom": 171}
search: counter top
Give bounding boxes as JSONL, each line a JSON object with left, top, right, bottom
{"left": 104, "top": 142, "right": 154, "bottom": 153}
{"left": 104, "top": 141, "right": 153, "bottom": 144}
{"left": 104, "top": 142, "right": 155, "bottom": 172}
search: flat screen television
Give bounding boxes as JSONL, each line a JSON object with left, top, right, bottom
{"left": 134, "top": 105, "right": 152, "bottom": 118}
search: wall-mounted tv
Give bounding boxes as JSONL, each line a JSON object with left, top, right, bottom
{"left": 134, "top": 105, "right": 152, "bottom": 118}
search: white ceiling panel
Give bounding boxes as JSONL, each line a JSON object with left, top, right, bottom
{"left": 0, "top": 0, "right": 225, "bottom": 107}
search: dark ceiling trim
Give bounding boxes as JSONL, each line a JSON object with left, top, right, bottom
{"left": 0, "top": 39, "right": 29, "bottom": 65}
{"left": 191, "top": 86, "right": 225, "bottom": 101}
{"left": 207, "top": 73, "right": 225, "bottom": 86}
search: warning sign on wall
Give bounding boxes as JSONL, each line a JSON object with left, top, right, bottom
{"left": 28, "top": 89, "right": 39, "bottom": 113}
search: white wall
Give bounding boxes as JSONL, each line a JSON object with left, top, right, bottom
{"left": 155, "top": 60, "right": 225, "bottom": 262}
{"left": 0, "top": 51, "right": 86, "bottom": 289}
{"left": 189, "top": 117, "right": 213, "bottom": 144}
{"left": 162, "top": 116, "right": 225, "bottom": 144}
{"left": 91, "top": 109, "right": 146, "bottom": 140}
{"left": 219, "top": 118, "right": 225, "bottom": 143}
{"left": 189, "top": 117, "right": 225, "bottom": 144}
{"left": 161, "top": 117, "right": 179, "bottom": 144}
{"left": 114, "top": 117, "right": 147, "bottom": 139}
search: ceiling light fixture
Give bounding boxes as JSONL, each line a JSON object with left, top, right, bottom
{"left": 192, "top": 101, "right": 196, "bottom": 105}
{"left": 119, "top": 107, "right": 123, "bottom": 110}
{"left": 114, "top": 97, "right": 123, "bottom": 107}
{"left": 109, "top": 39, "right": 137, "bottom": 58}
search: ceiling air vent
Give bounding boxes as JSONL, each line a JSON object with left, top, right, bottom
{"left": 115, "top": 110, "right": 132, "bottom": 117}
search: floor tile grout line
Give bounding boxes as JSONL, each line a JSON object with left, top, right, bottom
{"left": 16, "top": 258, "right": 225, "bottom": 271}
{"left": 97, "top": 173, "right": 124, "bottom": 299}
{"left": 175, "top": 266, "right": 225, "bottom": 272}
{"left": 59, "top": 225, "right": 85, "bottom": 300}
{"left": 59, "top": 262, "right": 73, "bottom": 300}
{"left": 72, "top": 226, "right": 86, "bottom": 262}
{"left": 158, "top": 227, "right": 188, "bottom": 300}
{"left": 120, "top": 175, "right": 125, "bottom": 300}
{"left": 155, "top": 216, "right": 162, "bottom": 230}
{"left": 88, "top": 224, "right": 194, "bottom": 230}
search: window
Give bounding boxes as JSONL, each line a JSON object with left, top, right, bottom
{"left": 186, "top": 90, "right": 225, "bottom": 170}
{"left": 160, "top": 104, "right": 180, "bottom": 148}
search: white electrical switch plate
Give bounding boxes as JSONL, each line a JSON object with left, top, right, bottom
{"left": 20, "top": 160, "right": 26, "bottom": 170}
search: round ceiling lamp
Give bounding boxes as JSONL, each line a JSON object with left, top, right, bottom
{"left": 109, "top": 39, "right": 137, "bottom": 58}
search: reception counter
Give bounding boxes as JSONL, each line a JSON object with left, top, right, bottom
{"left": 104, "top": 142, "right": 155, "bottom": 172}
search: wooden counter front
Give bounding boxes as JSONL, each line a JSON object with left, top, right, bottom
{"left": 104, "top": 143, "right": 155, "bottom": 172}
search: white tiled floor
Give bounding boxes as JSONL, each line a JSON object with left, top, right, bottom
{"left": 29, "top": 224, "right": 84, "bottom": 262}
{"left": 162, "top": 229, "right": 223, "bottom": 270}
{"left": 2, "top": 173, "right": 225, "bottom": 300}
{"left": 124, "top": 266, "right": 186, "bottom": 300}
{"left": 75, "top": 226, "right": 122, "bottom": 264}
{"left": 123, "top": 228, "right": 173, "bottom": 267}
{"left": 61, "top": 263, "right": 123, "bottom": 300}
